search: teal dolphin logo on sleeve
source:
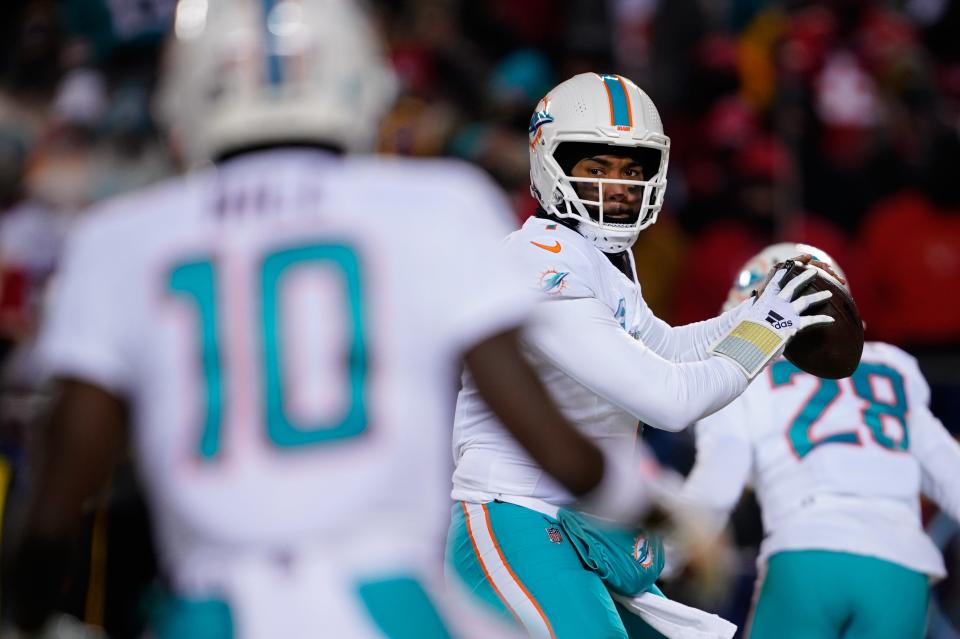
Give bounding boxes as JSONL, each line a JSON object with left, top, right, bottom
{"left": 538, "top": 269, "right": 569, "bottom": 295}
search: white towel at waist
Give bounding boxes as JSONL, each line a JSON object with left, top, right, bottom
{"left": 612, "top": 591, "right": 737, "bottom": 639}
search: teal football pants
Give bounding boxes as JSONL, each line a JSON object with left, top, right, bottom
{"left": 749, "top": 550, "right": 929, "bottom": 639}
{"left": 446, "top": 500, "right": 666, "bottom": 639}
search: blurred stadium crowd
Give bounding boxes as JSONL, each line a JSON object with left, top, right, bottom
{"left": 0, "top": 0, "right": 957, "bottom": 637}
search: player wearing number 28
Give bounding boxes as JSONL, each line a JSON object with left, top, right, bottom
{"left": 7, "top": 1, "right": 642, "bottom": 638}
{"left": 682, "top": 243, "right": 960, "bottom": 639}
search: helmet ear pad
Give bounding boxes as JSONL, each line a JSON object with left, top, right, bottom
{"left": 553, "top": 142, "right": 663, "bottom": 181}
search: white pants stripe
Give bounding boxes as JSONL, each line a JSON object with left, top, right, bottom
{"left": 461, "top": 502, "right": 555, "bottom": 638}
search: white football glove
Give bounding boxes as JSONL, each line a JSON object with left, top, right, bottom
{"left": 710, "top": 262, "right": 834, "bottom": 379}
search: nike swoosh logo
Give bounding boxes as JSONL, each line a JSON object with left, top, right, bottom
{"left": 530, "top": 240, "right": 561, "bottom": 253}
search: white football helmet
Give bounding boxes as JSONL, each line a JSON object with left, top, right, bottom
{"left": 723, "top": 242, "right": 848, "bottom": 311}
{"left": 157, "top": 0, "right": 397, "bottom": 166}
{"left": 528, "top": 72, "right": 670, "bottom": 253}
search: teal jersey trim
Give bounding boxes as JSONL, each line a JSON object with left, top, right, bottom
{"left": 169, "top": 260, "right": 224, "bottom": 460}
{"left": 152, "top": 595, "right": 233, "bottom": 639}
{"left": 356, "top": 575, "right": 454, "bottom": 639}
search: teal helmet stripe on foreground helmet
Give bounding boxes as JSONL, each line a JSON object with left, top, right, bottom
{"left": 262, "top": 0, "right": 283, "bottom": 85}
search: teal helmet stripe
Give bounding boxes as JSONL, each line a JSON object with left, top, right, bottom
{"left": 600, "top": 75, "right": 631, "bottom": 128}
{"left": 262, "top": 0, "right": 283, "bottom": 85}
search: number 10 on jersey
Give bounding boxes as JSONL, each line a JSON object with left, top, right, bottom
{"left": 168, "top": 243, "right": 368, "bottom": 460}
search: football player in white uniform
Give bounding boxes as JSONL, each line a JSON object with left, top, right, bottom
{"left": 446, "top": 73, "right": 837, "bottom": 638}
{"left": 682, "top": 243, "right": 960, "bottom": 639}
{"left": 8, "top": 3, "right": 659, "bottom": 638}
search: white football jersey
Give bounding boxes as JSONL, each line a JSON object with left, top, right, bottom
{"left": 452, "top": 216, "right": 651, "bottom": 506}
{"left": 38, "top": 150, "right": 534, "bottom": 611}
{"left": 685, "top": 342, "right": 960, "bottom": 578}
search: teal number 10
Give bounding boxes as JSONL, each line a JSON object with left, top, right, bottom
{"left": 770, "top": 360, "right": 908, "bottom": 459}
{"left": 169, "top": 243, "right": 367, "bottom": 460}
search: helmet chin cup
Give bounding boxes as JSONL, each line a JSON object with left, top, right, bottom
{"left": 576, "top": 221, "right": 640, "bottom": 253}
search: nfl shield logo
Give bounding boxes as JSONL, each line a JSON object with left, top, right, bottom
{"left": 546, "top": 527, "right": 563, "bottom": 544}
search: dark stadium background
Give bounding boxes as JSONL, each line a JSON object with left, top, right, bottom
{"left": 0, "top": 1, "right": 957, "bottom": 637}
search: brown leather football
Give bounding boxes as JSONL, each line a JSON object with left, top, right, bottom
{"left": 779, "top": 262, "right": 864, "bottom": 379}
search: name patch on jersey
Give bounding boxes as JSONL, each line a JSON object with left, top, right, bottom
{"left": 538, "top": 269, "right": 568, "bottom": 295}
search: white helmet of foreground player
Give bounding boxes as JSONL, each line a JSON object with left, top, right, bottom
{"left": 723, "top": 242, "right": 849, "bottom": 311}
{"left": 157, "top": 0, "right": 397, "bottom": 166}
{"left": 528, "top": 72, "right": 670, "bottom": 253}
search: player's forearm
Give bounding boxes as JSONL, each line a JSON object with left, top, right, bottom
{"left": 634, "top": 301, "right": 749, "bottom": 363}
{"left": 525, "top": 298, "right": 749, "bottom": 431}
{"left": 616, "top": 357, "right": 747, "bottom": 431}
{"left": 11, "top": 379, "right": 128, "bottom": 631}
{"left": 11, "top": 426, "right": 90, "bottom": 629}
{"left": 465, "top": 329, "right": 605, "bottom": 497}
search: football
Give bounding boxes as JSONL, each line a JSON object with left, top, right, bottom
{"left": 779, "top": 262, "right": 864, "bottom": 379}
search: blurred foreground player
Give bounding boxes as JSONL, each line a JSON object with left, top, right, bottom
{"left": 9, "top": 1, "right": 641, "bottom": 637}
{"left": 683, "top": 243, "right": 960, "bottom": 639}
{"left": 447, "top": 73, "right": 836, "bottom": 638}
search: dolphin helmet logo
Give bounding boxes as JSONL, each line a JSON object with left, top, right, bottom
{"left": 528, "top": 98, "right": 554, "bottom": 142}
{"left": 528, "top": 109, "right": 554, "bottom": 135}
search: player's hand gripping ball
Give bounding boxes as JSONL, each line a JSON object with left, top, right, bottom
{"left": 777, "top": 261, "right": 864, "bottom": 379}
